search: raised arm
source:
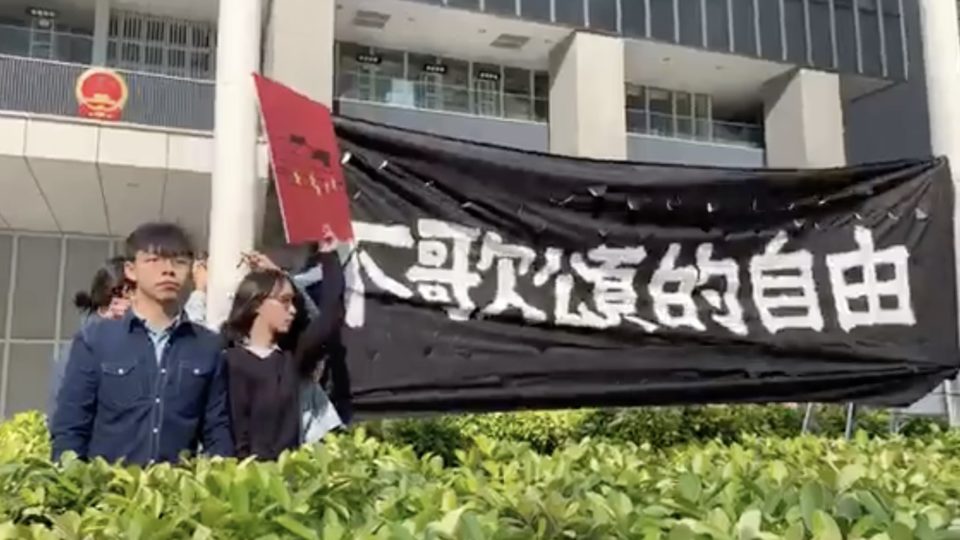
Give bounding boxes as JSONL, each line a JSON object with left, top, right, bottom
{"left": 294, "top": 251, "right": 345, "bottom": 366}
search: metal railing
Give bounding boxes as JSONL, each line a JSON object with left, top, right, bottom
{"left": 0, "top": 54, "right": 214, "bottom": 131}
{"left": 336, "top": 71, "right": 548, "bottom": 123}
{"left": 0, "top": 24, "right": 93, "bottom": 64}
{"left": 626, "top": 109, "right": 764, "bottom": 148}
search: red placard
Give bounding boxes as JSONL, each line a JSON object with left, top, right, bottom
{"left": 253, "top": 74, "right": 354, "bottom": 244}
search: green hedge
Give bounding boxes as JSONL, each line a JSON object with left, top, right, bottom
{"left": 1, "top": 411, "right": 960, "bottom": 539}
{"left": 363, "top": 405, "right": 946, "bottom": 461}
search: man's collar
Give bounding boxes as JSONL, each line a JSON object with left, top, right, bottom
{"left": 125, "top": 308, "right": 193, "bottom": 335}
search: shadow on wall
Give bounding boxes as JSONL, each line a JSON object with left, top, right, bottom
{"left": 844, "top": 0, "right": 932, "bottom": 165}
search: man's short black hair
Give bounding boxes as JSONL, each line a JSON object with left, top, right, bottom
{"left": 125, "top": 222, "right": 195, "bottom": 260}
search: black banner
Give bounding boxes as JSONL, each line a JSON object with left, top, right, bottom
{"left": 332, "top": 117, "right": 959, "bottom": 413}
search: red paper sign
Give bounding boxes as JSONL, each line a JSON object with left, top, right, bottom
{"left": 253, "top": 74, "right": 354, "bottom": 244}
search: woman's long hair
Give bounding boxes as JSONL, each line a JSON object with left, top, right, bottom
{"left": 73, "top": 257, "right": 128, "bottom": 315}
{"left": 220, "top": 269, "right": 309, "bottom": 356}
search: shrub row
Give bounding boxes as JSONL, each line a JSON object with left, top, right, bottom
{"left": 363, "top": 405, "right": 945, "bottom": 460}
{"left": 1, "top": 411, "right": 959, "bottom": 539}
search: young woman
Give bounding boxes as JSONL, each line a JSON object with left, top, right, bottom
{"left": 46, "top": 257, "right": 131, "bottom": 423}
{"left": 221, "top": 250, "right": 343, "bottom": 460}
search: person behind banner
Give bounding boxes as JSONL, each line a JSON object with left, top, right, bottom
{"left": 221, "top": 246, "right": 344, "bottom": 461}
{"left": 46, "top": 257, "right": 131, "bottom": 425}
{"left": 50, "top": 223, "right": 233, "bottom": 465}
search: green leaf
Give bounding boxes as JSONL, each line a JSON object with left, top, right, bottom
{"left": 838, "top": 465, "right": 866, "bottom": 492}
{"left": 801, "top": 483, "right": 825, "bottom": 530}
{"left": 738, "top": 509, "right": 763, "bottom": 540}
{"left": 322, "top": 509, "right": 345, "bottom": 540}
{"left": 192, "top": 526, "right": 213, "bottom": 540}
{"left": 770, "top": 461, "right": 789, "bottom": 484}
{"left": 459, "top": 512, "right": 486, "bottom": 540}
{"left": 669, "top": 524, "right": 697, "bottom": 540}
{"left": 275, "top": 515, "right": 320, "bottom": 540}
{"left": 678, "top": 473, "right": 702, "bottom": 503}
{"left": 708, "top": 508, "right": 733, "bottom": 533}
{"left": 889, "top": 523, "right": 913, "bottom": 540}
{"left": 434, "top": 506, "right": 468, "bottom": 538}
{"left": 858, "top": 492, "right": 891, "bottom": 525}
{"left": 785, "top": 522, "right": 806, "bottom": 540}
{"left": 812, "top": 511, "right": 843, "bottom": 540}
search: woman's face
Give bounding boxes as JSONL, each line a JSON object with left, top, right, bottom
{"left": 100, "top": 284, "right": 131, "bottom": 320}
{"left": 257, "top": 279, "right": 297, "bottom": 334}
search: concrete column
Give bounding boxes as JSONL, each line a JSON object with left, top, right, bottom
{"left": 91, "top": 0, "right": 110, "bottom": 65}
{"left": 918, "top": 0, "right": 960, "bottom": 427}
{"left": 762, "top": 69, "right": 846, "bottom": 168}
{"left": 205, "top": 0, "right": 262, "bottom": 330}
{"left": 548, "top": 32, "right": 627, "bottom": 160}
{"left": 263, "top": 0, "right": 335, "bottom": 104}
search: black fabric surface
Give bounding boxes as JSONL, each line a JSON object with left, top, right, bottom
{"left": 330, "top": 116, "right": 958, "bottom": 414}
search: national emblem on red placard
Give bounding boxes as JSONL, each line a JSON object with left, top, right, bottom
{"left": 75, "top": 68, "right": 129, "bottom": 121}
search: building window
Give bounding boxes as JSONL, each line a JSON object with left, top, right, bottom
{"left": 625, "top": 83, "right": 762, "bottom": 148}
{"left": 335, "top": 41, "right": 548, "bottom": 123}
{"left": 106, "top": 10, "right": 215, "bottom": 79}
{"left": 0, "top": 233, "right": 118, "bottom": 418}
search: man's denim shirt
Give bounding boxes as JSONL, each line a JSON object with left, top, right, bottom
{"left": 50, "top": 310, "right": 234, "bottom": 465}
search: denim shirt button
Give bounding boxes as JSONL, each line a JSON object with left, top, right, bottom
{"left": 193, "top": 368, "right": 200, "bottom": 375}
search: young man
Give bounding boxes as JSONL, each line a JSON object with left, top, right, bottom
{"left": 51, "top": 223, "right": 233, "bottom": 464}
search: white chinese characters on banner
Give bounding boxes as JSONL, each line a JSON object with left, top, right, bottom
{"left": 405, "top": 219, "right": 482, "bottom": 321}
{"left": 826, "top": 226, "right": 915, "bottom": 332}
{"left": 345, "top": 219, "right": 916, "bottom": 336}
{"left": 749, "top": 231, "right": 825, "bottom": 334}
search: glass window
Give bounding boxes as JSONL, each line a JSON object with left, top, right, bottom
{"left": 6, "top": 344, "right": 54, "bottom": 416}
{"left": 757, "top": 0, "right": 782, "bottom": 60}
{"left": 731, "top": 0, "right": 757, "bottom": 56}
{"left": 448, "top": 0, "right": 481, "bottom": 10}
{"left": 533, "top": 71, "right": 550, "bottom": 122}
{"left": 622, "top": 0, "right": 647, "bottom": 37}
{"left": 410, "top": 53, "right": 442, "bottom": 111}
{"left": 504, "top": 67, "right": 532, "bottom": 120}
{"left": 809, "top": 0, "right": 834, "bottom": 68}
{"left": 589, "top": 0, "right": 618, "bottom": 31}
{"left": 695, "top": 94, "right": 711, "bottom": 138}
{"left": 486, "top": 0, "right": 517, "bottom": 16}
{"left": 679, "top": 0, "right": 704, "bottom": 47}
{"left": 373, "top": 47, "right": 406, "bottom": 106}
{"left": 675, "top": 91, "right": 693, "bottom": 137}
{"left": 858, "top": 0, "right": 883, "bottom": 76}
{"left": 705, "top": 0, "right": 730, "bottom": 51}
{"left": 11, "top": 236, "right": 59, "bottom": 340}
{"left": 472, "top": 62, "right": 502, "bottom": 117}
{"left": 60, "top": 239, "right": 110, "bottom": 340}
{"left": 648, "top": 87, "right": 673, "bottom": 136}
{"left": 440, "top": 58, "right": 471, "bottom": 114}
{"left": 521, "top": 0, "right": 553, "bottom": 21}
{"left": 650, "top": 0, "right": 676, "bottom": 41}
{"left": 555, "top": 0, "right": 586, "bottom": 26}
{"left": 784, "top": 0, "right": 807, "bottom": 64}
{"left": 0, "top": 235, "right": 10, "bottom": 335}
{"left": 835, "top": 0, "right": 858, "bottom": 71}
{"left": 625, "top": 84, "right": 647, "bottom": 133}
{"left": 881, "top": 0, "right": 904, "bottom": 78}
{"left": 337, "top": 42, "right": 374, "bottom": 101}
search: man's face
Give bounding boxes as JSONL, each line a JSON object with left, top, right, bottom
{"left": 125, "top": 251, "right": 191, "bottom": 304}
